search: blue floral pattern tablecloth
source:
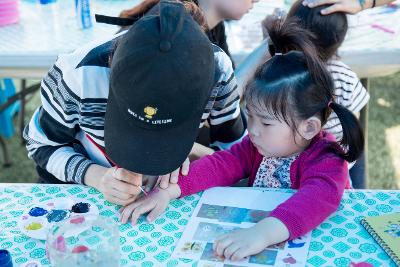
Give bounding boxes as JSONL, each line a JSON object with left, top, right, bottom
{"left": 0, "top": 184, "right": 399, "bottom": 267}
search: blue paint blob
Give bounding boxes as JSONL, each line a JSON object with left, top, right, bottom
{"left": 71, "top": 202, "right": 90, "bottom": 213}
{"left": 28, "top": 207, "right": 48, "bottom": 217}
{"left": 47, "top": 210, "right": 70, "bottom": 223}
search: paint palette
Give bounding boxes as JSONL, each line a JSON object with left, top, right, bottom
{"left": 18, "top": 198, "right": 99, "bottom": 240}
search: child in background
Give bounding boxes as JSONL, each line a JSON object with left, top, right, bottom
{"left": 119, "top": 17, "right": 364, "bottom": 261}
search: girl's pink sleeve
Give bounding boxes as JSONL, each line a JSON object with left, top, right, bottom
{"left": 269, "top": 155, "right": 348, "bottom": 240}
{"left": 178, "top": 136, "right": 255, "bottom": 197}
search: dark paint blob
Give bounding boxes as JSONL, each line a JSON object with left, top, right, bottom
{"left": 71, "top": 202, "right": 90, "bottom": 213}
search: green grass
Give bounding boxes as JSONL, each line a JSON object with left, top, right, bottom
{"left": 367, "top": 73, "right": 400, "bottom": 189}
{"left": 1, "top": 74, "right": 400, "bottom": 189}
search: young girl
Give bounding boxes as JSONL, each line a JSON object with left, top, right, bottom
{"left": 120, "top": 17, "right": 364, "bottom": 261}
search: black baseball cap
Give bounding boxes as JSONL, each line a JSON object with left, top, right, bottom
{"left": 105, "top": 0, "right": 215, "bottom": 175}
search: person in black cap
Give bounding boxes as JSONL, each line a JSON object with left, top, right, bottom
{"left": 24, "top": 0, "right": 246, "bottom": 205}
{"left": 105, "top": 0, "right": 215, "bottom": 178}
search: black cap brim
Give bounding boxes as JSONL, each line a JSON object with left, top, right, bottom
{"left": 104, "top": 92, "right": 202, "bottom": 176}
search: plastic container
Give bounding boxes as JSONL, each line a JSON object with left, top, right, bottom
{"left": 46, "top": 215, "right": 120, "bottom": 267}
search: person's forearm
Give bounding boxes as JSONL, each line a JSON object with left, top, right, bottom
{"left": 84, "top": 164, "right": 108, "bottom": 189}
{"left": 367, "top": 0, "right": 395, "bottom": 8}
{"left": 304, "top": 0, "right": 396, "bottom": 14}
{"left": 25, "top": 108, "right": 93, "bottom": 184}
{"left": 235, "top": 39, "right": 270, "bottom": 98}
{"left": 362, "top": 0, "right": 396, "bottom": 9}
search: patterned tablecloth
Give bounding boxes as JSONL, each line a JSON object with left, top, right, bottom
{"left": 0, "top": 184, "right": 399, "bottom": 267}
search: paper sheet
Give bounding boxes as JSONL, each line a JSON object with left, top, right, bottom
{"left": 173, "top": 187, "right": 311, "bottom": 267}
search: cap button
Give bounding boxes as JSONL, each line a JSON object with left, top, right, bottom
{"left": 159, "top": 40, "right": 172, "bottom": 52}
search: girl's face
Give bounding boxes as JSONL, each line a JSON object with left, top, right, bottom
{"left": 246, "top": 105, "right": 308, "bottom": 158}
{"left": 214, "top": 0, "right": 258, "bottom": 20}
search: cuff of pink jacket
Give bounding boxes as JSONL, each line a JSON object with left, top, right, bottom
{"left": 177, "top": 175, "right": 192, "bottom": 198}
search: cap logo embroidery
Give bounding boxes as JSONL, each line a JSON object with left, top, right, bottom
{"left": 144, "top": 106, "right": 158, "bottom": 119}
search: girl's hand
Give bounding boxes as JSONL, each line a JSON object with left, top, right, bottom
{"left": 119, "top": 184, "right": 181, "bottom": 224}
{"left": 213, "top": 226, "right": 269, "bottom": 261}
{"left": 213, "top": 217, "right": 289, "bottom": 261}
{"left": 157, "top": 157, "right": 190, "bottom": 189}
{"left": 302, "top": 0, "right": 368, "bottom": 15}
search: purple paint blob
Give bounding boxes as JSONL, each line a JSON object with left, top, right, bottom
{"left": 71, "top": 202, "right": 90, "bottom": 213}
{"left": 28, "top": 207, "right": 48, "bottom": 217}
{"left": 47, "top": 210, "right": 70, "bottom": 223}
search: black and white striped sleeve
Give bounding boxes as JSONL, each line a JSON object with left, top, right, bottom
{"left": 328, "top": 60, "right": 370, "bottom": 114}
{"left": 347, "top": 80, "right": 370, "bottom": 114}
{"left": 23, "top": 64, "right": 94, "bottom": 184}
{"left": 324, "top": 60, "right": 370, "bottom": 141}
{"left": 208, "top": 46, "right": 246, "bottom": 150}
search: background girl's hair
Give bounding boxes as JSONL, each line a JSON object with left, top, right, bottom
{"left": 119, "top": 0, "right": 159, "bottom": 21}
{"left": 287, "top": 0, "right": 348, "bottom": 62}
{"left": 246, "top": 17, "right": 363, "bottom": 162}
{"left": 119, "top": 0, "right": 207, "bottom": 31}
{"left": 110, "top": 0, "right": 207, "bottom": 64}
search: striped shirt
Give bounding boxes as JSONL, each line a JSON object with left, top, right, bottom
{"left": 324, "top": 59, "right": 370, "bottom": 141}
{"left": 24, "top": 32, "right": 246, "bottom": 184}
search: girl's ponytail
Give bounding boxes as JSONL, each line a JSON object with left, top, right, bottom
{"left": 329, "top": 102, "right": 364, "bottom": 162}
{"left": 265, "top": 17, "right": 331, "bottom": 91}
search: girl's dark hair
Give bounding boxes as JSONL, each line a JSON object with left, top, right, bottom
{"left": 287, "top": 0, "right": 348, "bottom": 62}
{"left": 245, "top": 17, "right": 363, "bottom": 162}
